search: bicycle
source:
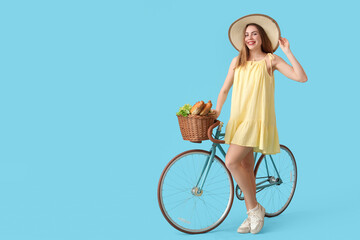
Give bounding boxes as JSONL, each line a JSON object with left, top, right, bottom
{"left": 157, "top": 120, "right": 297, "bottom": 234}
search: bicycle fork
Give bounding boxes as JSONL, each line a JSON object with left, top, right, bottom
{"left": 192, "top": 125, "right": 225, "bottom": 196}
{"left": 191, "top": 149, "right": 215, "bottom": 196}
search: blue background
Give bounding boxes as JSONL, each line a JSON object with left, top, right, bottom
{"left": 1, "top": 0, "right": 359, "bottom": 239}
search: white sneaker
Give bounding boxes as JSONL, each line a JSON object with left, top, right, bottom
{"left": 237, "top": 216, "right": 251, "bottom": 233}
{"left": 248, "top": 203, "right": 265, "bottom": 234}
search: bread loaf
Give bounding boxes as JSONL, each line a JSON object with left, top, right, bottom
{"left": 190, "top": 101, "right": 205, "bottom": 115}
{"left": 199, "top": 100, "right": 212, "bottom": 115}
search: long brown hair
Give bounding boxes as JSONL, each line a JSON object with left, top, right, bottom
{"left": 233, "top": 23, "right": 273, "bottom": 70}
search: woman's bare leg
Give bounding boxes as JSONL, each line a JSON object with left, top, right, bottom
{"left": 240, "top": 149, "right": 257, "bottom": 211}
{"left": 225, "top": 144, "right": 257, "bottom": 211}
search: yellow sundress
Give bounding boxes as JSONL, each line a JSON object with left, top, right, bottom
{"left": 224, "top": 53, "right": 280, "bottom": 154}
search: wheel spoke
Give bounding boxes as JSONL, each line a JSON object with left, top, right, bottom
{"left": 158, "top": 150, "right": 234, "bottom": 233}
{"left": 255, "top": 146, "right": 297, "bottom": 216}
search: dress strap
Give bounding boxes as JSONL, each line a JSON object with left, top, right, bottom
{"left": 267, "top": 53, "right": 274, "bottom": 77}
{"left": 267, "top": 52, "right": 274, "bottom": 60}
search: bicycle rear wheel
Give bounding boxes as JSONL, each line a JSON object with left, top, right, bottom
{"left": 254, "top": 144, "right": 297, "bottom": 217}
{"left": 157, "top": 149, "right": 234, "bottom": 234}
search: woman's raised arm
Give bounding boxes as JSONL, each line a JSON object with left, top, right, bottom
{"left": 274, "top": 37, "right": 308, "bottom": 83}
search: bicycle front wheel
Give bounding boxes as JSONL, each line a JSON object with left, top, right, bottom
{"left": 254, "top": 144, "right": 297, "bottom": 217}
{"left": 157, "top": 149, "right": 234, "bottom": 234}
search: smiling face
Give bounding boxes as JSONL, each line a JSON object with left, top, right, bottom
{"left": 244, "top": 25, "right": 262, "bottom": 50}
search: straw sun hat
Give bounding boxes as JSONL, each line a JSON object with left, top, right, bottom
{"left": 228, "top": 13, "right": 281, "bottom": 52}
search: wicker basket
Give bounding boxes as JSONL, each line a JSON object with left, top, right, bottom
{"left": 177, "top": 114, "right": 217, "bottom": 143}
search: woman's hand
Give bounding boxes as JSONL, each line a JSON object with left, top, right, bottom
{"left": 279, "top": 37, "right": 290, "bottom": 53}
{"left": 211, "top": 109, "right": 220, "bottom": 119}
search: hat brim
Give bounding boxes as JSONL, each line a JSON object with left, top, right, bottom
{"left": 228, "top": 14, "right": 281, "bottom": 52}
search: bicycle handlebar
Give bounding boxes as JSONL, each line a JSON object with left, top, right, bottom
{"left": 207, "top": 120, "right": 225, "bottom": 144}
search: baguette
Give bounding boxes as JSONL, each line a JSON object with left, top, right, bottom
{"left": 199, "top": 100, "right": 212, "bottom": 115}
{"left": 190, "top": 101, "right": 199, "bottom": 114}
{"left": 190, "top": 101, "right": 205, "bottom": 115}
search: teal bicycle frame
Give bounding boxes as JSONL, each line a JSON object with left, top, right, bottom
{"left": 194, "top": 123, "right": 283, "bottom": 195}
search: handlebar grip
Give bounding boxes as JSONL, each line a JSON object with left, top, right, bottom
{"left": 207, "top": 120, "right": 225, "bottom": 144}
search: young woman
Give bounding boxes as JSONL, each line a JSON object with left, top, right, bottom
{"left": 213, "top": 14, "right": 307, "bottom": 234}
